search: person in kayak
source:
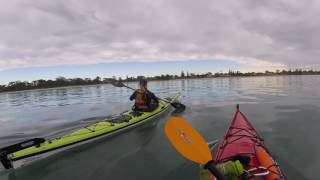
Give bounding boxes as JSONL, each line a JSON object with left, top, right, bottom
{"left": 130, "top": 78, "right": 159, "bottom": 112}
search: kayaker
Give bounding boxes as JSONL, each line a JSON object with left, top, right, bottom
{"left": 130, "top": 78, "right": 159, "bottom": 112}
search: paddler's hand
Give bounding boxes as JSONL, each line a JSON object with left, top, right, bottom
{"left": 220, "top": 160, "right": 244, "bottom": 177}
{"left": 200, "top": 160, "right": 245, "bottom": 180}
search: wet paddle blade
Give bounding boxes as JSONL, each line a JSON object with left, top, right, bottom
{"left": 164, "top": 116, "right": 212, "bottom": 165}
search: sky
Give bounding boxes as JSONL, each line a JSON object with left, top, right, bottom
{"left": 1, "top": 0, "right": 320, "bottom": 84}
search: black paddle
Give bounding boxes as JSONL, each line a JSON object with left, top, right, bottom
{"left": 110, "top": 80, "right": 186, "bottom": 114}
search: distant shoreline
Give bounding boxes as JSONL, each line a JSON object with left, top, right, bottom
{"left": 0, "top": 84, "right": 107, "bottom": 94}
{"left": 1, "top": 72, "right": 320, "bottom": 93}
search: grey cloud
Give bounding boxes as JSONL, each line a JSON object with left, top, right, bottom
{"left": 0, "top": 0, "right": 319, "bottom": 71}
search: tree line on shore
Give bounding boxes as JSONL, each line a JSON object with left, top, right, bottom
{"left": 1, "top": 69, "right": 319, "bottom": 92}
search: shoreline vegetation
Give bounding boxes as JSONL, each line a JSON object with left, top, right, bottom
{"left": 1, "top": 69, "right": 320, "bottom": 93}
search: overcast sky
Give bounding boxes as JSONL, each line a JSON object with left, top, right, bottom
{"left": 0, "top": 0, "right": 319, "bottom": 83}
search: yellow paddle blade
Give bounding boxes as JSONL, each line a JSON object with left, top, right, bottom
{"left": 165, "top": 116, "right": 213, "bottom": 165}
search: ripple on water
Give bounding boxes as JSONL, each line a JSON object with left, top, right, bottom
{"left": 275, "top": 105, "right": 301, "bottom": 113}
{"left": 266, "top": 104, "right": 320, "bottom": 179}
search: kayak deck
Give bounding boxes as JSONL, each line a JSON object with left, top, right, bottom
{"left": 215, "top": 106, "right": 263, "bottom": 164}
{"left": 2, "top": 94, "right": 179, "bottom": 169}
{"left": 214, "top": 105, "right": 286, "bottom": 180}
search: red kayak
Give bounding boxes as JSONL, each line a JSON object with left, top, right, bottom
{"left": 214, "top": 105, "right": 286, "bottom": 180}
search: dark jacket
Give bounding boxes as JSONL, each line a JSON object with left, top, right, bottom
{"left": 130, "top": 90, "right": 159, "bottom": 111}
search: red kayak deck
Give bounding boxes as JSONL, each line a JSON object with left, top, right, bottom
{"left": 215, "top": 105, "right": 286, "bottom": 180}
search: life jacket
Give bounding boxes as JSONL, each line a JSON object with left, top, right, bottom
{"left": 135, "top": 90, "right": 148, "bottom": 109}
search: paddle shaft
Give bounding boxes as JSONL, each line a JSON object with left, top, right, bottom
{"left": 205, "top": 160, "right": 227, "bottom": 180}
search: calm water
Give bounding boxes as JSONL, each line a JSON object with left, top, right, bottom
{"left": 0, "top": 76, "right": 319, "bottom": 180}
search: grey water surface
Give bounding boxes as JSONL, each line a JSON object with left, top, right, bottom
{"left": 0, "top": 75, "right": 319, "bottom": 180}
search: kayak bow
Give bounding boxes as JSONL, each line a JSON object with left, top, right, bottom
{"left": 212, "top": 105, "right": 287, "bottom": 180}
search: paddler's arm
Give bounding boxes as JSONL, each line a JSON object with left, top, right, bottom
{"left": 148, "top": 91, "right": 159, "bottom": 103}
{"left": 129, "top": 91, "right": 137, "bottom": 101}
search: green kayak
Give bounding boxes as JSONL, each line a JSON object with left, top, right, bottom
{"left": 0, "top": 94, "right": 180, "bottom": 170}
